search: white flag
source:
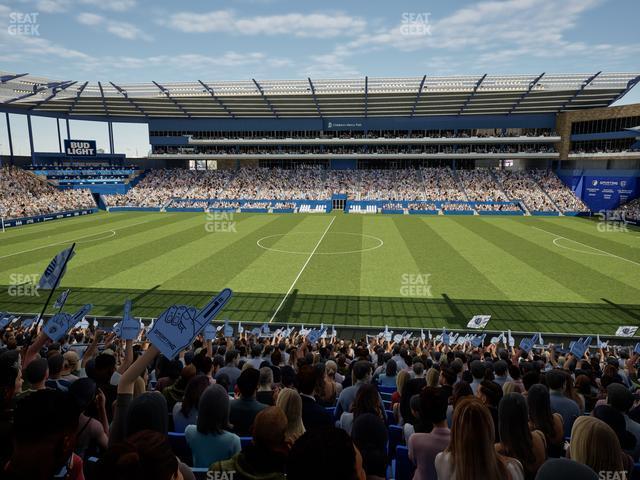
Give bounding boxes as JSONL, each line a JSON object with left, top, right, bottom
{"left": 467, "top": 315, "right": 491, "bottom": 329}
{"left": 615, "top": 326, "right": 638, "bottom": 337}
{"left": 39, "top": 246, "right": 75, "bottom": 290}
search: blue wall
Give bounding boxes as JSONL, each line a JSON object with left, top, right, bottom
{"left": 557, "top": 169, "right": 640, "bottom": 211}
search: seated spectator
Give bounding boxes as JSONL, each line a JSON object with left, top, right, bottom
{"left": 172, "top": 374, "right": 209, "bottom": 433}
{"left": 352, "top": 413, "right": 388, "bottom": 480}
{"left": 546, "top": 370, "right": 580, "bottom": 437}
{"left": 527, "top": 384, "right": 566, "bottom": 458}
{"left": 275, "top": 387, "right": 305, "bottom": 444}
{"left": 229, "top": 368, "right": 268, "bottom": 436}
{"left": 297, "top": 364, "right": 332, "bottom": 432}
{"left": 215, "top": 350, "right": 242, "bottom": 390}
{"left": 408, "top": 386, "right": 451, "bottom": 480}
{"left": 336, "top": 360, "right": 374, "bottom": 418}
{"left": 607, "top": 383, "right": 640, "bottom": 460}
{"left": 338, "top": 383, "right": 385, "bottom": 435}
{"left": 287, "top": 426, "right": 367, "bottom": 480}
{"left": 185, "top": 384, "right": 241, "bottom": 468}
{"left": 496, "top": 393, "right": 546, "bottom": 479}
{"left": 97, "top": 430, "right": 182, "bottom": 480}
{"left": 435, "top": 397, "right": 524, "bottom": 480}
{"left": 591, "top": 405, "right": 636, "bottom": 462}
{"left": 4, "top": 389, "right": 82, "bottom": 480}
{"left": 534, "top": 458, "right": 598, "bottom": 480}
{"left": 256, "top": 366, "right": 275, "bottom": 406}
{"left": 211, "top": 406, "right": 289, "bottom": 480}
{"left": 377, "top": 359, "right": 398, "bottom": 388}
{"left": 569, "top": 416, "right": 632, "bottom": 478}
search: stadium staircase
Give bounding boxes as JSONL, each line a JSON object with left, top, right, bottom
{"left": 490, "top": 169, "right": 531, "bottom": 216}
{"left": 533, "top": 177, "right": 562, "bottom": 215}
{"left": 451, "top": 168, "right": 479, "bottom": 215}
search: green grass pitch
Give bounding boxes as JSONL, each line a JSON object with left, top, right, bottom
{"left": 1, "top": 211, "right": 639, "bottom": 335}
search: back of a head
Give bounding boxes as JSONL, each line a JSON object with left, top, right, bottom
{"left": 494, "top": 360, "right": 508, "bottom": 376}
{"left": 224, "top": 350, "right": 238, "bottom": 366}
{"left": 47, "top": 353, "right": 64, "bottom": 377}
{"left": 252, "top": 406, "right": 287, "bottom": 449}
{"left": 420, "top": 386, "right": 449, "bottom": 424}
{"left": 535, "top": 458, "right": 598, "bottom": 480}
{"left": 237, "top": 367, "right": 260, "bottom": 398}
{"left": 296, "top": 364, "right": 317, "bottom": 395}
{"left": 97, "top": 430, "right": 178, "bottom": 480}
{"left": 353, "top": 360, "right": 371, "bottom": 382}
{"left": 126, "top": 392, "right": 169, "bottom": 437}
{"left": 13, "top": 389, "right": 79, "bottom": 443}
{"left": 275, "top": 387, "right": 302, "bottom": 425}
{"left": 545, "top": 369, "right": 566, "bottom": 391}
{"left": 288, "top": 427, "right": 360, "bottom": 480}
{"left": 607, "top": 383, "right": 634, "bottom": 413}
{"left": 24, "top": 358, "right": 48, "bottom": 385}
{"left": 259, "top": 366, "right": 273, "bottom": 387}
{"left": 570, "top": 416, "right": 624, "bottom": 474}
{"left": 197, "top": 384, "right": 230, "bottom": 434}
{"left": 352, "top": 413, "right": 388, "bottom": 478}
{"left": 412, "top": 361, "right": 424, "bottom": 377}
{"left": 470, "top": 360, "right": 485, "bottom": 380}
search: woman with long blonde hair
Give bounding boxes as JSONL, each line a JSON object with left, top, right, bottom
{"left": 275, "top": 387, "right": 305, "bottom": 444}
{"left": 569, "top": 416, "right": 629, "bottom": 476}
{"left": 435, "top": 397, "right": 524, "bottom": 480}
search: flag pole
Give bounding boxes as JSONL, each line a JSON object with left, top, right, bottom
{"left": 35, "top": 243, "right": 76, "bottom": 329}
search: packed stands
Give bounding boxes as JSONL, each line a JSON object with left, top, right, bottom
{"left": 2, "top": 320, "right": 640, "bottom": 480}
{"left": 495, "top": 170, "right": 558, "bottom": 212}
{"left": 0, "top": 166, "right": 95, "bottom": 220}
{"left": 531, "top": 170, "right": 589, "bottom": 212}
{"left": 619, "top": 198, "right": 640, "bottom": 221}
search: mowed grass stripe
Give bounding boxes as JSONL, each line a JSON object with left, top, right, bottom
{"left": 0, "top": 211, "right": 151, "bottom": 250}
{"left": 92, "top": 214, "right": 278, "bottom": 292}
{"left": 537, "top": 217, "right": 640, "bottom": 250}
{"left": 535, "top": 217, "right": 640, "bottom": 260}
{"left": 0, "top": 213, "right": 191, "bottom": 282}
{"left": 435, "top": 218, "right": 587, "bottom": 303}
{"left": 288, "top": 214, "right": 365, "bottom": 325}
{"left": 468, "top": 218, "right": 640, "bottom": 304}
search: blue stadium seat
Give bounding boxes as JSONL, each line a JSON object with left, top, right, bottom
{"left": 240, "top": 436, "right": 253, "bottom": 449}
{"left": 632, "top": 463, "right": 640, "bottom": 480}
{"left": 386, "top": 410, "right": 395, "bottom": 425}
{"left": 168, "top": 432, "right": 192, "bottom": 466}
{"left": 383, "top": 400, "right": 392, "bottom": 410}
{"left": 388, "top": 424, "right": 404, "bottom": 458}
{"left": 192, "top": 467, "right": 209, "bottom": 480}
{"left": 395, "top": 445, "right": 414, "bottom": 480}
{"left": 325, "top": 406, "right": 336, "bottom": 417}
{"left": 379, "top": 385, "right": 396, "bottom": 394}
{"left": 84, "top": 456, "right": 99, "bottom": 480}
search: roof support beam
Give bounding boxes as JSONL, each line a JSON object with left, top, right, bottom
{"left": 197, "top": 80, "right": 235, "bottom": 118}
{"left": 110, "top": 82, "right": 148, "bottom": 118}
{"left": 410, "top": 75, "right": 427, "bottom": 117}
{"left": 66, "top": 81, "right": 89, "bottom": 115}
{"left": 97, "top": 81, "right": 109, "bottom": 117}
{"left": 307, "top": 77, "right": 323, "bottom": 118}
{"left": 27, "top": 81, "right": 77, "bottom": 110}
{"left": 558, "top": 71, "right": 601, "bottom": 112}
{"left": 252, "top": 79, "right": 279, "bottom": 118}
{"left": 1, "top": 73, "right": 28, "bottom": 84}
{"left": 364, "top": 76, "right": 368, "bottom": 118}
{"left": 609, "top": 75, "right": 640, "bottom": 105}
{"left": 507, "top": 72, "right": 545, "bottom": 114}
{"left": 152, "top": 81, "right": 191, "bottom": 117}
{"left": 457, "top": 74, "right": 487, "bottom": 115}
{"left": 5, "top": 80, "right": 73, "bottom": 104}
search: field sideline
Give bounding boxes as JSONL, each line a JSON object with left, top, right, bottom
{"left": 0, "top": 211, "right": 639, "bottom": 335}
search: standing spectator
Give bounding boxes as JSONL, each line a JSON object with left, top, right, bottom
{"left": 256, "top": 367, "right": 275, "bottom": 406}
{"left": 172, "top": 375, "right": 209, "bottom": 433}
{"left": 230, "top": 368, "right": 268, "bottom": 436}
{"left": 216, "top": 350, "right": 241, "bottom": 390}
{"left": 546, "top": 370, "right": 580, "bottom": 437}
{"left": 435, "top": 397, "right": 524, "bottom": 480}
{"left": 527, "top": 384, "right": 565, "bottom": 458}
{"left": 297, "top": 365, "right": 332, "bottom": 432}
{"left": 276, "top": 387, "right": 305, "bottom": 444}
{"left": 377, "top": 359, "right": 398, "bottom": 388}
{"left": 408, "top": 387, "right": 451, "bottom": 480}
{"left": 607, "top": 383, "right": 640, "bottom": 460}
{"left": 185, "top": 384, "right": 241, "bottom": 468}
{"left": 338, "top": 383, "right": 385, "bottom": 435}
{"left": 352, "top": 413, "right": 388, "bottom": 480}
{"left": 69, "top": 378, "right": 109, "bottom": 460}
{"left": 496, "top": 393, "right": 546, "bottom": 479}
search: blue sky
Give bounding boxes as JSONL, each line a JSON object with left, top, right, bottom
{"left": 0, "top": 0, "right": 639, "bottom": 156}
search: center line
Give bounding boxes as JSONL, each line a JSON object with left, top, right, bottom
{"left": 269, "top": 216, "right": 335, "bottom": 323}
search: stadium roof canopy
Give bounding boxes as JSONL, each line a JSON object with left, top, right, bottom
{"left": 0, "top": 71, "right": 638, "bottom": 119}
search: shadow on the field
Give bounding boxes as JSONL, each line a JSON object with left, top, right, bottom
{"left": 1, "top": 284, "right": 639, "bottom": 334}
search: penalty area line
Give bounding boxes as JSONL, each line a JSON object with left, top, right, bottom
{"left": 531, "top": 225, "right": 640, "bottom": 267}
{"left": 269, "top": 216, "right": 336, "bottom": 323}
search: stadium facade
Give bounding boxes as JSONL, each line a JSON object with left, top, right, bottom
{"left": 0, "top": 71, "right": 639, "bottom": 215}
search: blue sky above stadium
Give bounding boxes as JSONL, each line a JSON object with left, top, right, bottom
{"left": 0, "top": 0, "right": 639, "bottom": 155}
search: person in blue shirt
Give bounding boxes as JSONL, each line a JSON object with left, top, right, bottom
{"left": 377, "top": 359, "right": 398, "bottom": 388}
{"left": 185, "top": 384, "right": 241, "bottom": 468}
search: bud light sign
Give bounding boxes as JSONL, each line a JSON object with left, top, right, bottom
{"left": 64, "top": 139, "right": 96, "bottom": 157}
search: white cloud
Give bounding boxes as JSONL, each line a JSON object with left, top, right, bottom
{"left": 79, "top": 0, "right": 136, "bottom": 12}
{"left": 160, "top": 10, "right": 366, "bottom": 38}
{"left": 76, "top": 12, "right": 152, "bottom": 41}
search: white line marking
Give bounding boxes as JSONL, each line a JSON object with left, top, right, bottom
{"left": 257, "top": 231, "right": 384, "bottom": 255}
{"left": 532, "top": 226, "right": 640, "bottom": 267}
{"left": 0, "top": 219, "right": 152, "bottom": 260}
{"left": 269, "top": 216, "right": 335, "bottom": 323}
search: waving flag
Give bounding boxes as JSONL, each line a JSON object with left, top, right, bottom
{"left": 53, "top": 289, "right": 70, "bottom": 309}
{"left": 467, "top": 315, "right": 491, "bottom": 329}
{"left": 616, "top": 326, "right": 638, "bottom": 337}
{"left": 38, "top": 246, "right": 75, "bottom": 290}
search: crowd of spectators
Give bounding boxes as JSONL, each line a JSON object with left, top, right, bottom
{"left": 619, "top": 198, "right": 640, "bottom": 221}
{"left": 2, "top": 319, "right": 640, "bottom": 480}
{"left": 102, "top": 167, "right": 589, "bottom": 214}
{"left": 0, "top": 166, "right": 95, "bottom": 220}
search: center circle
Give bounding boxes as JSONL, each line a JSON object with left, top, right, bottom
{"left": 257, "top": 231, "right": 384, "bottom": 255}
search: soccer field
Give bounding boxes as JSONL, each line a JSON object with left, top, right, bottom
{"left": 1, "top": 211, "right": 639, "bottom": 335}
